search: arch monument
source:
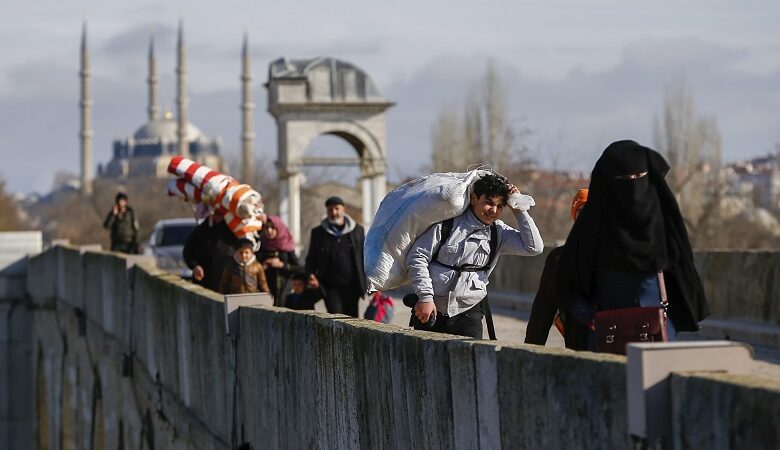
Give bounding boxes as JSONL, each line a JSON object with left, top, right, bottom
{"left": 266, "top": 57, "right": 394, "bottom": 243}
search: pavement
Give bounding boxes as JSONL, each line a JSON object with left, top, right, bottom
{"left": 313, "top": 289, "right": 780, "bottom": 381}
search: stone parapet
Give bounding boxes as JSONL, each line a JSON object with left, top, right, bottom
{"left": 19, "top": 246, "right": 780, "bottom": 449}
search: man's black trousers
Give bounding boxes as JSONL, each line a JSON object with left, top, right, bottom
{"left": 322, "top": 284, "right": 361, "bottom": 318}
{"left": 415, "top": 303, "right": 484, "bottom": 339}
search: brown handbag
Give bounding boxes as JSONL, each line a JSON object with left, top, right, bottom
{"left": 594, "top": 271, "right": 670, "bottom": 355}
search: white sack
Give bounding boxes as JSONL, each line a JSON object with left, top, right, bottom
{"left": 364, "top": 169, "right": 490, "bottom": 292}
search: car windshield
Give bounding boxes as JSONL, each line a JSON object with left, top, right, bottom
{"left": 157, "top": 224, "right": 196, "bottom": 246}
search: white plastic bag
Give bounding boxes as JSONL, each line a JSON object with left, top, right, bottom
{"left": 364, "top": 169, "right": 490, "bottom": 292}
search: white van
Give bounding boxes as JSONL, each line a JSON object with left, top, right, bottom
{"left": 145, "top": 218, "right": 198, "bottom": 278}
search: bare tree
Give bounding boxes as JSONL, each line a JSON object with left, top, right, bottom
{"left": 653, "top": 77, "right": 724, "bottom": 236}
{"left": 431, "top": 106, "right": 464, "bottom": 172}
{"left": 430, "top": 60, "right": 522, "bottom": 173}
{"left": 481, "top": 61, "right": 514, "bottom": 172}
{"left": 0, "top": 179, "right": 24, "bottom": 231}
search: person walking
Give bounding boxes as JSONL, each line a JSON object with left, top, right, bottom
{"left": 182, "top": 212, "right": 238, "bottom": 292}
{"left": 103, "top": 192, "right": 140, "bottom": 253}
{"left": 556, "top": 140, "right": 709, "bottom": 351}
{"left": 406, "top": 173, "right": 544, "bottom": 339}
{"left": 305, "top": 196, "right": 366, "bottom": 317}
{"left": 258, "top": 215, "right": 301, "bottom": 306}
{"left": 525, "top": 189, "right": 589, "bottom": 349}
{"left": 218, "top": 238, "right": 270, "bottom": 295}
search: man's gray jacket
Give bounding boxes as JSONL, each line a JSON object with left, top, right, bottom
{"left": 406, "top": 208, "right": 543, "bottom": 317}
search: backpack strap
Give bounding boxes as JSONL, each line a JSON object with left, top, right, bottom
{"left": 431, "top": 217, "right": 455, "bottom": 264}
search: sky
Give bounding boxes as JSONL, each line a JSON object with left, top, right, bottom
{"left": 0, "top": 0, "right": 778, "bottom": 193}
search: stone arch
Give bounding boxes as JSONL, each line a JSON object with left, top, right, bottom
{"left": 266, "top": 56, "right": 394, "bottom": 242}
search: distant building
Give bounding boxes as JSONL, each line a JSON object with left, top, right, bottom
{"left": 96, "top": 23, "right": 225, "bottom": 180}
{"left": 103, "top": 111, "right": 222, "bottom": 178}
{"left": 726, "top": 151, "right": 780, "bottom": 213}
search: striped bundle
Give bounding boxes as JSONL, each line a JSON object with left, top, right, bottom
{"left": 166, "top": 156, "right": 265, "bottom": 241}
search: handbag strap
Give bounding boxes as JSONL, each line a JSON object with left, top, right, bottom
{"left": 657, "top": 271, "right": 668, "bottom": 307}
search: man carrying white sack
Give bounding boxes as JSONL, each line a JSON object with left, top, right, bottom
{"left": 406, "top": 173, "right": 544, "bottom": 339}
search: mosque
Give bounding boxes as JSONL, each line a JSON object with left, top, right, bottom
{"left": 78, "top": 22, "right": 239, "bottom": 192}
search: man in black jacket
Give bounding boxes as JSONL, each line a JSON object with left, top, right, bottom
{"left": 305, "top": 196, "right": 366, "bottom": 317}
{"left": 103, "top": 192, "right": 140, "bottom": 253}
{"left": 182, "top": 213, "right": 238, "bottom": 292}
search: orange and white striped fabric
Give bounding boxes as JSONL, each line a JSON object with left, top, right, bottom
{"left": 224, "top": 212, "right": 264, "bottom": 239}
{"left": 167, "top": 155, "right": 264, "bottom": 244}
{"left": 166, "top": 178, "right": 202, "bottom": 202}
{"left": 220, "top": 184, "right": 263, "bottom": 219}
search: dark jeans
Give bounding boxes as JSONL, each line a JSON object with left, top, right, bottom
{"left": 415, "top": 303, "right": 484, "bottom": 339}
{"left": 322, "top": 284, "right": 361, "bottom": 318}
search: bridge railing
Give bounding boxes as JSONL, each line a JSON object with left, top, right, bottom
{"left": 23, "top": 245, "right": 780, "bottom": 449}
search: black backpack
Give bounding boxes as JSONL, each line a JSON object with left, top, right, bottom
{"left": 431, "top": 217, "right": 498, "bottom": 340}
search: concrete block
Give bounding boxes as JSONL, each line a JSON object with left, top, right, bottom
{"left": 8, "top": 304, "right": 33, "bottom": 343}
{"left": 0, "top": 341, "right": 8, "bottom": 420}
{"left": 0, "top": 421, "right": 7, "bottom": 449}
{"left": 671, "top": 372, "right": 780, "bottom": 450}
{"left": 25, "top": 250, "right": 55, "bottom": 304}
{"left": 447, "top": 340, "right": 479, "bottom": 450}
{"left": 9, "top": 341, "right": 33, "bottom": 421}
{"left": 7, "top": 419, "right": 34, "bottom": 450}
{"left": 497, "top": 344, "right": 629, "bottom": 450}
{"left": 473, "top": 342, "right": 501, "bottom": 450}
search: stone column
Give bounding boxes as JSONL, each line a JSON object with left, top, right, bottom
{"left": 371, "top": 173, "right": 386, "bottom": 216}
{"left": 279, "top": 167, "right": 302, "bottom": 245}
{"left": 362, "top": 175, "right": 373, "bottom": 227}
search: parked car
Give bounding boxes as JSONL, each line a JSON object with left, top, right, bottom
{"left": 145, "top": 218, "right": 198, "bottom": 278}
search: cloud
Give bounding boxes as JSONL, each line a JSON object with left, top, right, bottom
{"left": 1, "top": 36, "right": 778, "bottom": 195}
{"left": 100, "top": 23, "right": 176, "bottom": 57}
{"left": 383, "top": 37, "right": 780, "bottom": 178}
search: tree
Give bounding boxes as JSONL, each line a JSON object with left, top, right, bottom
{"left": 653, "top": 77, "right": 724, "bottom": 238}
{"left": 431, "top": 61, "right": 523, "bottom": 173}
{"left": 0, "top": 179, "right": 24, "bottom": 231}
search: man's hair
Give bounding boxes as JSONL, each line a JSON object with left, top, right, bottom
{"left": 291, "top": 271, "right": 308, "bottom": 283}
{"left": 115, "top": 192, "right": 128, "bottom": 202}
{"left": 472, "top": 173, "right": 509, "bottom": 201}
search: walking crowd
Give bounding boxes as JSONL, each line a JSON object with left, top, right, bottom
{"left": 110, "top": 139, "right": 708, "bottom": 354}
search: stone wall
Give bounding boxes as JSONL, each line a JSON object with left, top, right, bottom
{"left": 19, "top": 246, "right": 780, "bottom": 449}
{"left": 0, "top": 232, "right": 41, "bottom": 450}
{"left": 491, "top": 249, "right": 780, "bottom": 324}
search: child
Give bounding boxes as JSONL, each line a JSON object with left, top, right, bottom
{"left": 218, "top": 238, "right": 270, "bottom": 295}
{"left": 284, "top": 272, "right": 324, "bottom": 310}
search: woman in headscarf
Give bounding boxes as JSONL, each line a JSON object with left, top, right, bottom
{"left": 258, "top": 215, "right": 301, "bottom": 306}
{"left": 525, "top": 189, "right": 590, "bottom": 349}
{"left": 556, "top": 140, "right": 709, "bottom": 350}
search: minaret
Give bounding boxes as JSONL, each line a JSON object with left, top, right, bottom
{"left": 175, "top": 20, "right": 189, "bottom": 157}
{"left": 240, "top": 32, "right": 255, "bottom": 183}
{"left": 79, "top": 22, "right": 93, "bottom": 196}
{"left": 147, "top": 34, "right": 159, "bottom": 121}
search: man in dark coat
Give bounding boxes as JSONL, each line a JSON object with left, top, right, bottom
{"left": 182, "top": 213, "right": 238, "bottom": 292}
{"left": 305, "top": 196, "right": 366, "bottom": 317}
{"left": 103, "top": 192, "right": 140, "bottom": 253}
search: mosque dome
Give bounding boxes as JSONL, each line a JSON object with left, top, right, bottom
{"left": 132, "top": 111, "right": 205, "bottom": 142}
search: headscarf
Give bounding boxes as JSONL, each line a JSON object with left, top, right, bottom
{"left": 260, "top": 215, "right": 296, "bottom": 253}
{"left": 557, "top": 140, "right": 709, "bottom": 331}
{"left": 570, "top": 189, "right": 589, "bottom": 221}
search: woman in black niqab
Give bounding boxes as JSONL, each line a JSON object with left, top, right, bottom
{"left": 557, "top": 140, "right": 709, "bottom": 347}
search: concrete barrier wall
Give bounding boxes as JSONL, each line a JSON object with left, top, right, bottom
{"left": 23, "top": 246, "right": 780, "bottom": 449}
{"left": 491, "top": 249, "right": 780, "bottom": 324}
